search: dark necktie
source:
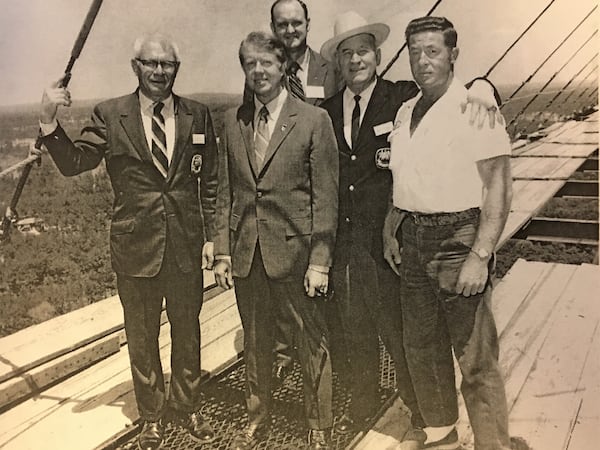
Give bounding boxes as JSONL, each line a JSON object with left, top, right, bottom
{"left": 288, "top": 61, "right": 306, "bottom": 101}
{"left": 351, "top": 95, "right": 361, "bottom": 149}
{"left": 151, "top": 102, "right": 168, "bottom": 177}
{"left": 255, "top": 106, "right": 269, "bottom": 168}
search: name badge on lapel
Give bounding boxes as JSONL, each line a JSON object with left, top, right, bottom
{"left": 192, "top": 133, "right": 205, "bottom": 144}
{"left": 375, "top": 147, "right": 390, "bottom": 169}
{"left": 191, "top": 154, "right": 203, "bottom": 175}
{"left": 306, "top": 85, "right": 325, "bottom": 99}
{"left": 373, "top": 121, "right": 394, "bottom": 136}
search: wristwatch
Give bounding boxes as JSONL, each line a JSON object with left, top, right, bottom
{"left": 470, "top": 247, "right": 491, "bottom": 260}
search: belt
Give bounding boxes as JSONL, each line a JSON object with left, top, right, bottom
{"left": 399, "top": 207, "right": 480, "bottom": 226}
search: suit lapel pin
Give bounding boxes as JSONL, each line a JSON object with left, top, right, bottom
{"left": 191, "top": 154, "right": 203, "bottom": 175}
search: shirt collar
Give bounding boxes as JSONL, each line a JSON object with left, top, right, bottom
{"left": 343, "top": 77, "right": 378, "bottom": 106}
{"left": 254, "top": 88, "right": 288, "bottom": 121}
{"left": 138, "top": 90, "right": 175, "bottom": 115}
{"left": 294, "top": 48, "right": 310, "bottom": 73}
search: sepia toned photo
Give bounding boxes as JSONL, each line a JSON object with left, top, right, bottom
{"left": 0, "top": 1, "right": 598, "bottom": 449}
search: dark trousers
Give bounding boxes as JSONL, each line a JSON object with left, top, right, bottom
{"left": 400, "top": 209, "right": 511, "bottom": 450}
{"left": 234, "top": 245, "right": 333, "bottom": 430}
{"left": 116, "top": 243, "right": 204, "bottom": 421}
{"left": 332, "top": 246, "right": 422, "bottom": 425}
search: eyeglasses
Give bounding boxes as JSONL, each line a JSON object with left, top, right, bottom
{"left": 135, "top": 58, "right": 179, "bottom": 71}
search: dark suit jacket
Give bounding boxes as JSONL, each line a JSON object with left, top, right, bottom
{"left": 243, "top": 47, "right": 342, "bottom": 106}
{"left": 320, "top": 78, "right": 419, "bottom": 267}
{"left": 214, "top": 94, "right": 339, "bottom": 280}
{"left": 41, "top": 92, "right": 218, "bottom": 277}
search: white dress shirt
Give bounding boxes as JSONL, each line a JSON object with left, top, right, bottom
{"left": 342, "top": 78, "right": 377, "bottom": 148}
{"left": 254, "top": 88, "right": 288, "bottom": 140}
{"left": 388, "top": 77, "right": 512, "bottom": 213}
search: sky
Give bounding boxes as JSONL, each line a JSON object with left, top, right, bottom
{"left": 0, "top": 0, "right": 597, "bottom": 106}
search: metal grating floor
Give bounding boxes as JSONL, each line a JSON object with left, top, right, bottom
{"left": 112, "top": 342, "right": 396, "bottom": 450}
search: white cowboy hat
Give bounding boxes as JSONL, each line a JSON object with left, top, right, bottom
{"left": 320, "top": 11, "right": 390, "bottom": 61}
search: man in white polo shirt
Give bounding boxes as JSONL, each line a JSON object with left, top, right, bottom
{"left": 384, "top": 17, "right": 513, "bottom": 450}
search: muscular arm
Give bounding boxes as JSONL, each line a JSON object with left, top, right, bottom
{"left": 382, "top": 191, "right": 406, "bottom": 276}
{"left": 456, "top": 154, "right": 512, "bottom": 296}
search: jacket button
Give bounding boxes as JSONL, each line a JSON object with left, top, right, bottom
{"left": 345, "top": 217, "right": 351, "bottom": 223}
{"left": 349, "top": 185, "right": 355, "bottom": 192}
{"left": 257, "top": 191, "right": 263, "bottom": 198}
{"left": 351, "top": 155, "right": 357, "bottom": 161}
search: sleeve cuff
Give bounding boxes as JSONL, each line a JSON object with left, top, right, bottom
{"left": 308, "top": 264, "right": 329, "bottom": 274}
{"left": 39, "top": 119, "right": 59, "bottom": 136}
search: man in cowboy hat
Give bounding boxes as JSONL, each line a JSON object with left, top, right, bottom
{"left": 319, "top": 10, "right": 501, "bottom": 445}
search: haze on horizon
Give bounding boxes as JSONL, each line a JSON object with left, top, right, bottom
{"left": 0, "top": 0, "right": 596, "bottom": 107}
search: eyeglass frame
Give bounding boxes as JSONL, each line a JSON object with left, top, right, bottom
{"left": 135, "top": 58, "right": 180, "bottom": 71}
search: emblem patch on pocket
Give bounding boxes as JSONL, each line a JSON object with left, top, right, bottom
{"left": 375, "top": 147, "right": 390, "bottom": 169}
{"left": 191, "top": 154, "right": 203, "bottom": 175}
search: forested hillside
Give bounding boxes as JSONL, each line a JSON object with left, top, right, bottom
{"left": 0, "top": 84, "right": 596, "bottom": 336}
{"left": 0, "top": 93, "right": 240, "bottom": 336}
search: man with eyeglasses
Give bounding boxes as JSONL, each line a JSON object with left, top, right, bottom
{"left": 39, "top": 33, "right": 218, "bottom": 450}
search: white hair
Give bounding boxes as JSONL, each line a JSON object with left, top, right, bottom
{"left": 132, "top": 33, "right": 180, "bottom": 61}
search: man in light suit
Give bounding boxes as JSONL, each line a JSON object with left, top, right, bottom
{"left": 214, "top": 31, "right": 339, "bottom": 450}
{"left": 265, "top": 0, "right": 345, "bottom": 389}
{"left": 39, "top": 34, "right": 217, "bottom": 450}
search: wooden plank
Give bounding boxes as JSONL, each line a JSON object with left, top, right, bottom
{"left": 543, "top": 121, "right": 579, "bottom": 141}
{"left": 354, "top": 398, "right": 412, "bottom": 450}
{"left": 0, "top": 296, "right": 123, "bottom": 384}
{"left": 458, "top": 263, "right": 579, "bottom": 449}
{"left": 547, "top": 158, "right": 589, "bottom": 179}
{"left": 0, "top": 288, "right": 243, "bottom": 450}
{"left": 0, "top": 335, "right": 120, "bottom": 410}
{"left": 0, "top": 271, "right": 216, "bottom": 385}
{"left": 509, "top": 264, "right": 600, "bottom": 450}
{"left": 510, "top": 179, "right": 565, "bottom": 213}
{"left": 510, "top": 157, "right": 541, "bottom": 177}
{"left": 521, "top": 143, "right": 597, "bottom": 158}
{"left": 358, "top": 260, "right": 554, "bottom": 450}
{"left": 512, "top": 157, "right": 586, "bottom": 180}
{"left": 498, "top": 211, "right": 531, "bottom": 248}
{"left": 490, "top": 259, "right": 553, "bottom": 336}
{"left": 565, "top": 291, "right": 600, "bottom": 450}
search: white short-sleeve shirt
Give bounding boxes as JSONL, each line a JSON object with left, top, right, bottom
{"left": 388, "top": 77, "right": 511, "bottom": 213}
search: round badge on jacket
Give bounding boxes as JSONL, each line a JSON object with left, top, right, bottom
{"left": 191, "top": 154, "right": 203, "bottom": 175}
{"left": 375, "top": 147, "right": 390, "bottom": 169}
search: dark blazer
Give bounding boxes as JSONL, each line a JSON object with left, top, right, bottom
{"left": 243, "top": 47, "right": 342, "bottom": 106}
{"left": 320, "top": 78, "right": 419, "bottom": 266}
{"left": 41, "top": 92, "right": 218, "bottom": 277}
{"left": 214, "top": 94, "right": 339, "bottom": 280}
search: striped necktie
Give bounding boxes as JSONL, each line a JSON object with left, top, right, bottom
{"left": 255, "top": 105, "right": 269, "bottom": 168}
{"left": 288, "top": 61, "right": 306, "bottom": 101}
{"left": 351, "top": 95, "right": 361, "bottom": 149}
{"left": 151, "top": 102, "right": 168, "bottom": 177}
